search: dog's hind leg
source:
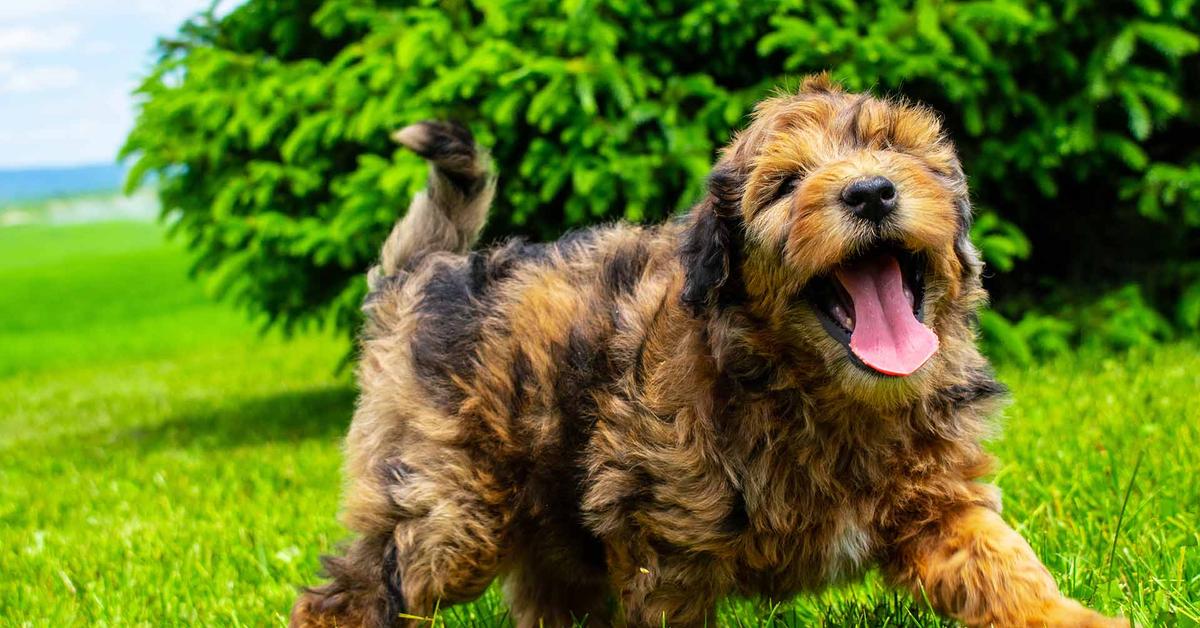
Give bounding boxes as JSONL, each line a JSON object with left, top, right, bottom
{"left": 292, "top": 449, "right": 511, "bottom": 627}
{"left": 289, "top": 534, "right": 399, "bottom": 628}
{"left": 503, "top": 549, "right": 613, "bottom": 628}
{"left": 606, "top": 546, "right": 728, "bottom": 628}
{"left": 386, "top": 487, "right": 508, "bottom": 619}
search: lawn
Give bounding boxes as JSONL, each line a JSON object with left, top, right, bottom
{"left": 1, "top": 220, "right": 1197, "bottom": 626}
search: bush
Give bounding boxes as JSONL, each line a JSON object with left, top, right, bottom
{"left": 123, "top": 0, "right": 1200, "bottom": 349}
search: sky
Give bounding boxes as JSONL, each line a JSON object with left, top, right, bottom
{"left": 0, "top": 1, "right": 237, "bottom": 170}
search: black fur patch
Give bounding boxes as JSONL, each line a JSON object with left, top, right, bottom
{"left": 466, "top": 250, "right": 488, "bottom": 289}
{"left": 483, "top": 231, "right": 594, "bottom": 286}
{"left": 509, "top": 348, "right": 534, "bottom": 413}
{"left": 410, "top": 234, "right": 587, "bottom": 408}
{"left": 724, "top": 347, "right": 773, "bottom": 391}
{"left": 603, "top": 240, "right": 649, "bottom": 297}
{"left": 954, "top": 197, "right": 981, "bottom": 280}
{"left": 555, "top": 327, "right": 609, "bottom": 424}
{"left": 722, "top": 490, "right": 750, "bottom": 534}
{"left": 408, "top": 120, "right": 482, "bottom": 194}
{"left": 408, "top": 120, "right": 475, "bottom": 161}
{"left": 378, "top": 458, "right": 413, "bottom": 485}
{"left": 617, "top": 466, "right": 658, "bottom": 525}
{"left": 490, "top": 238, "right": 552, "bottom": 277}
{"left": 680, "top": 208, "right": 731, "bottom": 313}
{"left": 551, "top": 326, "right": 616, "bottom": 484}
{"left": 679, "top": 209, "right": 748, "bottom": 314}
{"left": 410, "top": 256, "right": 490, "bottom": 406}
{"left": 680, "top": 167, "right": 746, "bottom": 315}
{"left": 381, "top": 537, "right": 406, "bottom": 621}
{"left": 556, "top": 227, "right": 600, "bottom": 258}
{"left": 937, "top": 368, "right": 1008, "bottom": 411}
{"left": 506, "top": 326, "right": 613, "bottom": 576}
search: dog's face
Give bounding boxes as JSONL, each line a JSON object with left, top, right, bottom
{"left": 682, "top": 75, "right": 983, "bottom": 404}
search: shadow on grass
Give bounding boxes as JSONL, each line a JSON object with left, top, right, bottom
{"left": 119, "top": 385, "right": 356, "bottom": 452}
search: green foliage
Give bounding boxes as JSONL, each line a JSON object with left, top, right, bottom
{"left": 978, "top": 310, "right": 1073, "bottom": 366}
{"left": 980, "top": 285, "right": 1175, "bottom": 365}
{"left": 969, "top": 210, "right": 1030, "bottom": 274}
{"left": 123, "top": 0, "right": 1200, "bottom": 349}
{"left": 1076, "top": 285, "right": 1174, "bottom": 351}
{"left": 1179, "top": 272, "right": 1200, "bottom": 332}
{"left": 1129, "top": 162, "right": 1200, "bottom": 225}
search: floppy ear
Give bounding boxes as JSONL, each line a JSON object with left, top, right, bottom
{"left": 953, "top": 197, "right": 983, "bottom": 281}
{"left": 679, "top": 166, "right": 746, "bottom": 315}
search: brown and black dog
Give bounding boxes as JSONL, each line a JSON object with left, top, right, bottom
{"left": 291, "top": 75, "right": 1127, "bottom": 627}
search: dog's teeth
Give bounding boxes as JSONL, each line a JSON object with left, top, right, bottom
{"left": 830, "top": 302, "right": 853, "bottom": 331}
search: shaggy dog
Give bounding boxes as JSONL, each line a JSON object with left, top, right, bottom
{"left": 292, "top": 76, "right": 1126, "bottom": 627}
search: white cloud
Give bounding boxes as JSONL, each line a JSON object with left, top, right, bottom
{"left": 82, "top": 40, "right": 118, "bottom": 55}
{"left": 130, "top": 0, "right": 213, "bottom": 22}
{"left": 0, "top": 2, "right": 74, "bottom": 21}
{"left": 0, "top": 24, "right": 82, "bottom": 54}
{"left": 0, "top": 65, "right": 80, "bottom": 94}
{"left": 0, "top": 0, "right": 241, "bottom": 168}
{"left": 0, "top": 1, "right": 234, "bottom": 24}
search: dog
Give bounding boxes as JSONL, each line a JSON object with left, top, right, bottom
{"left": 291, "top": 75, "right": 1127, "bottom": 627}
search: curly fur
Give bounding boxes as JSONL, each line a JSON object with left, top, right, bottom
{"left": 291, "top": 76, "right": 1127, "bottom": 627}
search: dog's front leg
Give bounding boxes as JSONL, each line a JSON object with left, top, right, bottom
{"left": 886, "top": 505, "right": 1128, "bottom": 627}
{"left": 607, "top": 547, "right": 726, "bottom": 628}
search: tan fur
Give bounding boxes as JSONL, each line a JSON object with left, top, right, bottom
{"left": 292, "top": 78, "right": 1127, "bottom": 628}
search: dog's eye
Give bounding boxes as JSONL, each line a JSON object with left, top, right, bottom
{"left": 774, "top": 176, "right": 800, "bottom": 201}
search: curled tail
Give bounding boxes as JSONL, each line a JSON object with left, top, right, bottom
{"left": 369, "top": 121, "right": 496, "bottom": 290}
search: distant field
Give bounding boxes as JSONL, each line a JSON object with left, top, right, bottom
{"left": 0, "top": 189, "right": 157, "bottom": 228}
{"left": 1, "top": 221, "right": 1197, "bottom": 626}
{"left": 0, "top": 164, "right": 126, "bottom": 204}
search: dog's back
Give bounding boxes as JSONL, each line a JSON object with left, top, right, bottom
{"left": 363, "top": 120, "right": 686, "bottom": 436}
{"left": 308, "top": 125, "right": 687, "bottom": 626}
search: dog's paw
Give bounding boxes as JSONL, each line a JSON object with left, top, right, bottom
{"left": 289, "top": 587, "right": 363, "bottom": 628}
{"left": 1030, "top": 598, "right": 1130, "bottom": 628}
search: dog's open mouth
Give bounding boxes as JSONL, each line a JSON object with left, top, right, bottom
{"left": 806, "top": 245, "right": 938, "bottom": 377}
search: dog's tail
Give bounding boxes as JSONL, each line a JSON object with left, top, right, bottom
{"left": 369, "top": 121, "right": 496, "bottom": 289}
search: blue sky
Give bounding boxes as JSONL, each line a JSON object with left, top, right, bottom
{"left": 0, "top": 1, "right": 237, "bottom": 170}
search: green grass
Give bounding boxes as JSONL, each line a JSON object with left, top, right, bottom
{"left": 1, "top": 221, "right": 1197, "bottom": 626}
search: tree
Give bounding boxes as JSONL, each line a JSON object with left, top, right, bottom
{"left": 123, "top": 0, "right": 1200, "bottom": 357}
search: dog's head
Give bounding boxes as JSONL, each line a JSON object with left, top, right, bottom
{"left": 681, "top": 75, "right": 985, "bottom": 405}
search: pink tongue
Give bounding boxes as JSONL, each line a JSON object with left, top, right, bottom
{"left": 834, "top": 256, "right": 938, "bottom": 376}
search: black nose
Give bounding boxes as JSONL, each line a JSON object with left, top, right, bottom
{"left": 841, "top": 176, "right": 897, "bottom": 223}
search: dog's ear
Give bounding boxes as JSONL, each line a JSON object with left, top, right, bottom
{"left": 954, "top": 197, "right": 983, "bottom": 281}
{"left": 680, "top": 165, "right": 746, "bottom": 315}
